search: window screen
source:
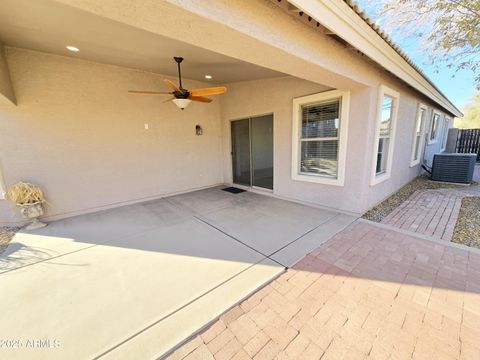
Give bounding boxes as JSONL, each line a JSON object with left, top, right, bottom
{"left": 299, "top": 99, "right": 340, "bottom": 178}
{"left": 430, "top": 113, "right": 440, "bottom": 141}
{"left": 412, "top": 107, "right": 426, "bottom": 162}
{"left": 376, "top": 96, "right": 394, "bottom": 174}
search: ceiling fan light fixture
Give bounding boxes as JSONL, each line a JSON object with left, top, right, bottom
{"left": 128, "top": 57, "right": 226, "bottom": 107}
{"left": 66, "top": 45, "right": 80, "bottom": 52}
{"left": 172, "top": 98, "right": 191, "bottom": 110}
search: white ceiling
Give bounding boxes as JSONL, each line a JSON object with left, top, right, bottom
{"left": 0, "top": 0, "right": 284, "bottom": 84}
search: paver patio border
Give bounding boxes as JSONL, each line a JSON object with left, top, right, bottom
{"left": 358, "top": 218, "right": 480, "bottom": 255}
{"left": 159, "top": 269, "right": 287, "bottom": 359}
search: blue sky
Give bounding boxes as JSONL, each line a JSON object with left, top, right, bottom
{"left": 356, "top": 1, "right": 476, "bottom": 110}
{"left": 401, "top": 44, "right": 476, "bottom": 111}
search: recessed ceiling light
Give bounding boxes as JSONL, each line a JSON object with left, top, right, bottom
{"left": 66, "top": 46, "right": 80, "bottom": 52}
{"left": 204, "top": 75, "right": 212, "bottom": 80}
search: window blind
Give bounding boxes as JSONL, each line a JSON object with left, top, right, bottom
{"left": 300, "top": 99, "right": 340, "bottom": 177}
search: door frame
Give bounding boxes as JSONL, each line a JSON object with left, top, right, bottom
{"left": 229, "top": 112, "right": 274, "bottom": 192}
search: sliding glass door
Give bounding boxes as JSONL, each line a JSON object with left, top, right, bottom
{"left": 231, "top": 114, "right": 273, "bottom": 190}
{"left": 231, "top": 119, "right": 251, "bottom": 186}
{"left": 251, "top": 115, "right": 274, "bottom": 189}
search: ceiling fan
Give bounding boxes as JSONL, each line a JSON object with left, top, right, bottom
{"left": 128, "top": 57, "right": 227, "bottom": 110}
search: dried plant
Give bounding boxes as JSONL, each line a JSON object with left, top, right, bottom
{"left": 6, "top": 182, "right": 46, "bottom": 205}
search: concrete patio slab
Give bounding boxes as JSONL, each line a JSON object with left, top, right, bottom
{"left": 101, "top": 258, "right": 283, "bottom": 360}
{"left": 0, "top": 187, "right": 354, "bottom": 359}
{"left": 0, "top": 219, "right": 281, "bottom": 360}
{"left": 167, "top": 186, "right": 246, "bottom": 214}
{"left": 270, "top": 213, "right": 356, "bottom": 267}
{"left": 198, "top": 193, "right": 339, "bottom": 256}
{"left": 0, "top": 199, "right": 187, "bottom": 272}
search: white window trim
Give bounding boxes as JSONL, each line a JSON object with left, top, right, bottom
{"left": 370, "top": 85, "right": 400, "bottom": 186}
{"left": 291, "top": 89, "right": 350, "bottom": 186}
{"left": 428, "top": 110, "right": 441, "bottom": 145}
{"left": 0, "top": 161, "right": 6, "bottom": 200}
{"left": 410, "top": 103, "right": 427, "bottom": 167}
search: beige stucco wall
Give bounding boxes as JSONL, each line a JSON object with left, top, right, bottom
{"left": 0, "top": 44, "right": 16, "bottom": 105}
{"left": 423, "top": 109, "right": 452, "bottom": 167}
{"left": 0, "top": 49, "right": 452, "bottom": 223}
{"left": 361, "top": 76, "right": 452, "bottom": 211}
{"left": 0, "top": 48, "right": 224, "bottom": 225}
{"left": 362, "top": 83, "right": 424, "bottom": 209}
{"left": 220, "top": 77, "right": 374, "bottom": 214}
{"left": 54, "top": 0, "right": 371, "bottom": 90}
{"left": 219, "top": 72, "right": 452, "bottom": 215}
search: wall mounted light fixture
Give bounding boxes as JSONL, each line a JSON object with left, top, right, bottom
{"left": 195, "top": 125, "right": 203, "bottom": 136}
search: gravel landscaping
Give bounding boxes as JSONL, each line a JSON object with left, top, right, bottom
{"left": 362, "top": 175, "right": 462, "bottom": 222}
{"left": 0, "top": 227, "right": 19, "bottom": 255}
{"left": 452, "top": 197, "right": 480, "bottom": 249}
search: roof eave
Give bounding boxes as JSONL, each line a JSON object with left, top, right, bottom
{"left": 287, "top": 0, "right": 462, "bottom": 117}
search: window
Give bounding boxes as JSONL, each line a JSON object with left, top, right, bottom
{"left": 376, "top": 96, "right": 394, "bottom": 174}
{"left": 300, "top": 101, "right": 339, "bottom": 177}
{"left": 410, "top": 103, "right": 427, "bottom": 166}
{"left": 440, "top": 117, "right": 450, "bottom": 151}
{"left": 429, "top": 112, "right": 440, "bottom": 143}
{"left": 371, "top": 85, "right": 399, "bottom": 185}
{"left": 292, "top": 90, "right": 350, "bottom": 186}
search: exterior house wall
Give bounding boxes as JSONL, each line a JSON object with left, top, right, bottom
{"left": 363, "top": 76, "right": 452, "bottom": 210}
{"left": 51, "top": 0, "right": 459, "bottom": 117}
{"left": 363, "top": 83, "right": 425, "bottom": 209}
{"left": 150, "top": 0, "right": 454, "bottom": 213}
{"left": 219, "top": 76, "right": 382, "bottom": 215}
{"left": 0, "top": 39, "right": 455, "bottom": 223}
{"left": 220, "top": 71, "right": 453, "bottom": 215}
{"left": 0, "top": 48, "right": 224, "bottom": 225}
{"left": 423, "top": 110, "right": 452, "bottom": 167}
{"left": 53, "top": 0, "right": 372, "bottom": 91}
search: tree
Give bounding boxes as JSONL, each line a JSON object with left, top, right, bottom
{"left": 455, "top": 93, "right": 480, "bottom": 128}
{"left": 365, "top": 0, "right": 480, "bottom": 88}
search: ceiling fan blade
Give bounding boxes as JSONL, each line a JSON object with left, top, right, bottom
{"left": 188, "top": 95, "right": 213, "bottom": 103}
{"left": 164, "top": 79, "right": 181, "bottom": 92}
{"left": 189, "top": 87, "right": 227, "bottom": 97}
{"left": 128, "top": 90, "right": 172, "bottom": 96}
{"left": 163, "top": 97, "right": 175, "bottom": 103}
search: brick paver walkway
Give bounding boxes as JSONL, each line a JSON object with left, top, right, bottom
{"left": 167, "top": 221, "right": 480, "bottom": 360}
{"left": 381, "top": 166, "right": 480, "bottom": 241}
{"left": 381, "top": 190, "right": 463, "bottom": 241}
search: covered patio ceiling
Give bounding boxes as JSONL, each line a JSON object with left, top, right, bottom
{"left": 0, "top": 0, "right": 284, "bottom": 84}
